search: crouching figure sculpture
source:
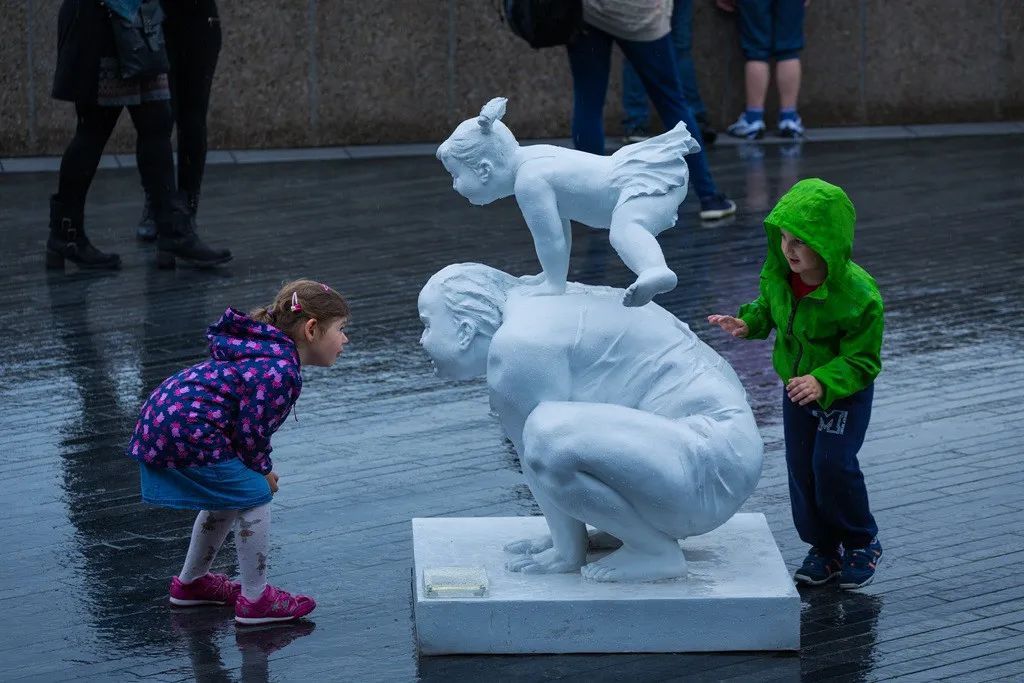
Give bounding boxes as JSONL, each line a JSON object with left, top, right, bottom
{"left": 418, "top": 263, "right": 764, "bottom": 582}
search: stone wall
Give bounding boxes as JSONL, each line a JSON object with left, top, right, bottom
{"left": 2, "top": 0, "right": 1021, "bottom": 156}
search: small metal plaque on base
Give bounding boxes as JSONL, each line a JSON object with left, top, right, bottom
{"left": 423, "top": 566, "right": 489, "bottom": 598}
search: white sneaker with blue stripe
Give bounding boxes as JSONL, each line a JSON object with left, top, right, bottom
{"left": 726, "top": 114, "right": 766, "bottom": 140}
{"left": 778, "top": 116, "right": 805, "bottom": 138}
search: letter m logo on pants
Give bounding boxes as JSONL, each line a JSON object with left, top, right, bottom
{"left": 812, "top": 409, "right": 848, "bottom": 435}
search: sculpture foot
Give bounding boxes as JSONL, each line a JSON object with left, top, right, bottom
{"left": 503, "top": 535, "right": 553, "bottom": 555}
{"left": 581, "top": 544, "right": 686, "bottom": 582}
{"left": 504, "top": 530, "right": 621, "bottom": 555}
{"left": 623, "top": 267, "right": 677, "bottom": 307}
{"left": 506, "top": 547, "right": 585, "bottom": 574}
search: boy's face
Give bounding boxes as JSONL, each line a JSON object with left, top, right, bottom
{"left": 780, "top": 230, "right": 826, "bottom": 278}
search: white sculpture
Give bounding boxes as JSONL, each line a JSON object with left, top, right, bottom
{"left": 418, "top": 264, "right": 764, "bottom": 582}
{"left": 436, "top": 98, "right": 700, "bottom": 307}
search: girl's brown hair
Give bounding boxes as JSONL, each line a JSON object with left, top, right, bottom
{"left": 250, "top": 279, "right": 350, "bottom": 338}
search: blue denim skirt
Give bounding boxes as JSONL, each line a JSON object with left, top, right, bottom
{"left": 140, "top": 458, "right": 272, "bottom": 511}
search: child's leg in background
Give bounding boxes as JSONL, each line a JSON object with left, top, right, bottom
{"left": 236, "top": 503, "right": 271, "bottom": 599}
{"left": 811, "top": 385, "right": 878, "bottom": 549}
{"left": 783, "top": 388, "right": 840, "bottom": 552}
{"left": 179, "top": 510, "right": 239, "bottom": 582}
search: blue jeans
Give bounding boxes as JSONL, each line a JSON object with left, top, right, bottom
{"left": 567, "top": 25, "right": 719, "bottom": 200}
{"left": 622, "top": 0, "right": 705, "bottom": 130}
{"left": 783, "top": 384, "right": 879, "bottom": 551}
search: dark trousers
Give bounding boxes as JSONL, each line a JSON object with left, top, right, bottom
{"left": 783, "top": 383, "right": 878, "bottom": 552}
{"left": 58, "top": 100, "right": 176, "bottom": 216}
{"left": 623, "top": 0, "right": 706, "bottom": 128}
{"left": 566, "top": 26, "right": 719, "bottom": 200}
{"left": 159, "top": 0, "right": 221, "bottom": 198}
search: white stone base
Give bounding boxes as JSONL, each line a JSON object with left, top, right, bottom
{"left": 412, "top": 513, "right": 799, "bottom": 654}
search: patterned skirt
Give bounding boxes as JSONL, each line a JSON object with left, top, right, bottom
{"left": 97, "top": 56, "right": 170, "bottom": 107}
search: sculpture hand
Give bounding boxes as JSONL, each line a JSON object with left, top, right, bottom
{"left": 707, "top": 314, "right": 749, "bottom": 338}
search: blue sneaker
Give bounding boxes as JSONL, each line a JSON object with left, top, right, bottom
{"left": 794, "top": 547, "right": 843, "bottom": 586}
{"left": 840, "top": 538, "right": 883, "bottom": 590}
{"left": 777, "top": 116, "right": 805, "bottom": 139}
{"left": 726, "top": 114, "right": 766, "bottom": 140}
{"left": 698, "top": 193, "right": 737, "bottom": 220}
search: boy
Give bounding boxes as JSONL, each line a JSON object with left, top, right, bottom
{"left": 708, "top": 178, "right": 884, "bottom": 589}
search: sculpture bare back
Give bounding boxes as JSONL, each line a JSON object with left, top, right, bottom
{"left": 418, "top": 264, "right": 764, "bottom": 582}
{"left": 437, "top": 97, "right": 700, "bottom": 307}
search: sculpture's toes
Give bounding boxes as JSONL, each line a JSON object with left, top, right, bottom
{"left": 506, "top": 555, "right": 537, "bottom": 572}
{"left": 582, "top": 546, "right": 686, "bottom": 582}
{"left": 503, "top": 535, "right": 552, "bottom": 555}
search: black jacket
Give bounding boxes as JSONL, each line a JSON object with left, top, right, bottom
{"left": 52, "top": 0, "right": 116, "bottom": 103}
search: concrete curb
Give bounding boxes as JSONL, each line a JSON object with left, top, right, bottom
{"left": 3, "top": 121, "right": 1022, "bottom": 173}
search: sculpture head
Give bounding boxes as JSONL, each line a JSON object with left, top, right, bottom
{"left": 418, "top": 263, "right": 519, "bottom": 380}
{"left": 436, "top": 98, "right": 519, "bottom": 206}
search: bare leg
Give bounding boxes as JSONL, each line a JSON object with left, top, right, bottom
{"left": 506, "top": 463, "right": 589, "bottom": 574}
{"left": 776, "top": 58, "right": 801, "bottom": 110}
{"left": 744, "top": 60, "right": 771, "bottom": 110}
{"left": 610, "top": 195, "right": 684, "bottom": 307}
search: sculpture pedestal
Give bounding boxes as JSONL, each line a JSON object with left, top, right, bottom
{"left": 412, "top": 514, "right": 799, "bottom": 654}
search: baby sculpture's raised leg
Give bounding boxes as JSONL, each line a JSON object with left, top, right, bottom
{"left": 609, "top": 195, "right": 682, "bottom": 307}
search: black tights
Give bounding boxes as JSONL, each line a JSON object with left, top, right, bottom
{"left": 58, "top": 100, "right": 175, "bottom": 215}
{"left": 158, "top": 0, "right": 222, "bottom": 198}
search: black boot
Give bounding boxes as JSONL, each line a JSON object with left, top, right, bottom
{"left": 136, "top": 191, "right": 157, "bottom": 242}
{"left": 155, "top": 193, "right": 232, "bottom": 269}
{"left": 45, "top": 195, "right": 122, "bottom": 270}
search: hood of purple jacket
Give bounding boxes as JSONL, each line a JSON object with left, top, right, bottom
{"left": 207, "top": 308, "right": 301, "bottom": 367}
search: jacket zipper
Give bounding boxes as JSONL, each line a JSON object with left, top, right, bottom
{"left": 787, "top": 296, "right": 803, "bottom": 377}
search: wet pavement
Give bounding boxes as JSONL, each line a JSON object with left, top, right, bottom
{"left": 2, "top": 134, "right": 1023, "bottom": 682}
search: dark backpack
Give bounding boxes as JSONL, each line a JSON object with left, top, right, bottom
{"left": 503, "top": 0, "right": 583, "bottom": 49}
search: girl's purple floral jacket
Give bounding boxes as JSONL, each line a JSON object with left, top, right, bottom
{"left": 127, "top": 308, "right": 302, "bottom": 475}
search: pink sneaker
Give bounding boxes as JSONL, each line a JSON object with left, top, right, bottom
{"left": 169, "top": 573, "right": 241, "bottom": 607}
{"left": 235, "top": 585, "right": 316, "bottom": 625}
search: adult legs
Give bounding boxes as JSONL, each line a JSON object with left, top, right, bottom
{"left": 566, "top": 27, "right": 614, "bottom": 155}
{"left": 621, "top": 62, "right": 650, "bottom": 135}
{"left": 167, "top": 0, "right": 222, "bottom": 202}
{"left": 616, "top": 35, "right": 720, "bottom": 200}
{"left": 57, "top": 103, "right": 122, "bottom": 215}
{"left": 47, "top": 102, "right": 123, "bottom": 269}
{"left": 513, "top": 401, "right": 730, "bottom": 581}
{"left": 669, "top": 0, "right": 706, "bottom": 118}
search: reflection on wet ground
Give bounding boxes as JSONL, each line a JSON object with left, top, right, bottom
{"left": 1, "top": 135, "right": 1022, "bottom": 680}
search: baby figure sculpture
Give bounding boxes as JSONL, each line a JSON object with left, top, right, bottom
{"left": 437, "top": 98, "right": 700, "bottom": 307}
{"left": 419, "top": 264, "right": 764, "bottom": 582}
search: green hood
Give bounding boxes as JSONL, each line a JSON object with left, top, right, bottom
{"left": 762, "top": 178, "right": 856, "bottom": 298}
{"left": 736, "top": 178, "right": 884, "bottom": 409}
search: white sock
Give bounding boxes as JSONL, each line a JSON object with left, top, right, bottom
{"left": 236, "top": 502, "right": 271, "bottom": 600}
{"left": 179, "top": 510, "right": 240, "bottom": 583}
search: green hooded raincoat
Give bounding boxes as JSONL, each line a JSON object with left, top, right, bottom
{"left": 737, "top": 178, "right": 884, "bottom": 410}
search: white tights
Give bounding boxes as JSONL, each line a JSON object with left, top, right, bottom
{"left": 179, "top": 503, "right": 271, "bottom": 600}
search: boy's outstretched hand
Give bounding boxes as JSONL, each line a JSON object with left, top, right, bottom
{"left": 265, "top": 471, "right": 279, "bottom": 494}
{"left": 707, "top": 314, "right": 749, "bottom": 338}
{"left": 787, "top": 375, "right": 823, "bottom": 406}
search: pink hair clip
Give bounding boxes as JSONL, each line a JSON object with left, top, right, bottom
{"left": 290, "top": 292, "right": 302, "bottom": 312}
{"left": 320, "top": 283, "right": 330, "bottom": 292}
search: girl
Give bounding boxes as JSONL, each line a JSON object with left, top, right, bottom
{"left": 127, "top": 279, "right": 350, "bottom": 623}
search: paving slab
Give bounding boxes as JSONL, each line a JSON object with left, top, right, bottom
{"left": 0, "top": 134, "right": 1021, "bottom": 681}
